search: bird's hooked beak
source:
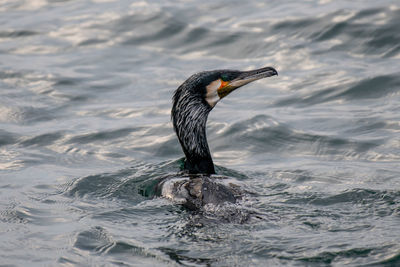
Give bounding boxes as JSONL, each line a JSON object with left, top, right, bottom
{"left": 205, "top": 66, "right": 277, "bottom": 107}
{"left": 217, "top": 66, "right": 278, "bottom": 99}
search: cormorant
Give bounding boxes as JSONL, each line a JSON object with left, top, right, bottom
{"left": 159, "top": 66, "right": 278, "bottom": 210}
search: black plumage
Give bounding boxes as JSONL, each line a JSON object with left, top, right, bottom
{"left": 172, "top": 66, "right": 277, "bottom": 175}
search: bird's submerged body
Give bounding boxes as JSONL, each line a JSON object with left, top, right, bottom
{"left": 156, "top": 174, "right": 242, "bottom": 210}
{"left": 159, "top": 66, "right": 278, "bottom": 209}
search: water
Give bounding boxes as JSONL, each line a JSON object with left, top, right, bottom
{"left": 1, "top": 0, "right": 400, "bottom": 265}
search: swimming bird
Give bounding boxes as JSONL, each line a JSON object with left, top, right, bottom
{"left": 159, "top": 66, "right": 278, "bottom": 209}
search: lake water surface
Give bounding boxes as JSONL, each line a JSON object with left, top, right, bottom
{"left": 1, "top": 0, "right": 400, "bottom": 266}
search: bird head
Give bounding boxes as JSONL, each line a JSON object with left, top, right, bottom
{"left": 202, "top": 66, "right": 278, "bottom": 107}
{"left": 174, "top": 66, "right": 278, "bottom": 109}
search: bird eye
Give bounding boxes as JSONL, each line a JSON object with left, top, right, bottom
{"left": 221, "top": 74, "right": 228, "bottom": 81}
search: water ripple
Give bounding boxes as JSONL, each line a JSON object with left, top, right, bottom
{"left": 213, "top": 115, "right": 383, "bottom": 161}
{"left": 275, "top": 74, "right": 400, "bottom": 107}
{"left": 1, "top": 0, "right": 400, "bottom": 266}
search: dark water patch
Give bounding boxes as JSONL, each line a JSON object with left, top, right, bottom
{"left": 78, "top": 38, "right": 108, "bottom": 47}
{"left": 311, "top": 21, "right": 349, "bottom": 42}
{"left": 285, "top": 188, "right": 400, "bottom": 220}
{"left": 175, "top": 29, "right": 269, "bottom": 59}
{"left": 266, "top": 182, "right": 291, "bottom": 191}
{"left": 74, "top": 226, "right": 154, "bottom": 260}
{"left": 215, "top": 165, "right": 249, "bottom": 180}
{"left": 377, "top": 251, "right": 400, "bottom": 265}
{"left": 273, "top": 17, "right": 318, "bottom": 32}
{"left": 66, "top": 127, "right": 138, "bottom": 145}
{"left": 19, "top": 132, "right": 64, "bottom": 147}
{"left": 362, "top": 9, "right": 400, "bottom": 54}
{"left": 61, "top": 93, "right": 91, "bottom": 103}
{"left": 214, "top": 115, "right": 381, "bottom": 159}
{"left": 326, "top": 223, "right": 372, "bottom": 233}
{"left": 52, "top": 77, "right": 83, "bottom": 87}
{"left": 382, "top": 43, "right": 400, "bottom": 58}
{"left": 271, "top": 7, "right": 400, "bottom": 57}
{"left": 298, "top": 247, "right": 372, "bottom": 265}
{"left": 125, "top": 19, "right": 186, "bottom": 46}
{"left": 106, "top": 241, "right": 149, "bottom": 257}
{"left": 322, "top": 9, "right": 400, "bottom": 57}
{"left": 74, "top": 226, "right": 114, "bottom": 253}
{"left": 182, "top": 27, "right": 209, "bottom": 45}
{"left": 0, "top": 30, "right": 38, "bottom": 39}
{"left": 308, "top": 8, "right": 386, "bottom": 42}
{"left": 87, "top": 79, "right": 131, "bottom": 93}
{"left": 116, "top": 9, "right": 247, "bottom": 60}
{"left": 0, "top": 70, "right": 24, "bottom": 80}
{"left": 1, "top": 105, "right": 60, "bottom": 124}
{"left": 17, "top": 151, "right": 65, "bottom": 167}
{"left": 57, "top": 256, "right": 78, "bottom": 265}
{"left": 0, "top": 129, "right": 17, "bottom": 147}
{"left": 275, "top": 74, "right": 400, "bottom": 107}
{"left": 91, "top": 208, "right": 142, "bottom": 224}
{"left": 355, "top": 7, "right": 386, "bottom": 18}
{"left": 308, "top": 188, "right": 399, "bottom": 207}
{"left": 271, "top": 9, "right": 347, "bottom": 38}
{"left": 343, "top": 117, "right": 387, "bottom": 135}
{"left": 335, "top": 74, "right": 400, "bottom": 101}
{"left": 158, "top": 247, "right": 214, "bottom": 266}
{"left": 117, "top": 12, "right": 186, "bottom": 46}
{"left": 114, "top": 7, "right": 271, "bottom": 59}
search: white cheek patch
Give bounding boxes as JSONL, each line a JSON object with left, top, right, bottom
{"left": 205, "top": 79, "right": 221, "bottom": 107}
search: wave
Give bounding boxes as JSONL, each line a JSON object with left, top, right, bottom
{"left": 212, "top": 115, "right": 382, "bottom": 159}
{"left": 286, "top": 188, "right": 399, "bottom": 207}
{"left": 275, "top": 74, "right": 400, "bottom": 106}
{"left": 272, "top": 7, "right": 400, "bottom": 57}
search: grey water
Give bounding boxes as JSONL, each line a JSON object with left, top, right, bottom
{"left": 1, "top": 0, "right": 400, "bottom": 266}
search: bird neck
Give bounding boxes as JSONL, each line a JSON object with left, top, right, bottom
{"left": 172, "top": 96, "right": 215, "bottom": 174}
